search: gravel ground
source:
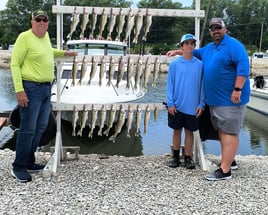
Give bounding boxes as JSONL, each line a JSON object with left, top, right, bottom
{"left": 0, "top": 148, "right": 267, "bottom": 215}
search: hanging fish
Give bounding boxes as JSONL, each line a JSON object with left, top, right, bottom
{"left": 67, "top": 7, "right": 80, "bottom": 40}
{"left": 134, "top": 57, "right": 143, "bottom": 90}
{"left": 97, "top": 8, "right": 108, "bottom": 40}
{"left": 132, "top": 10, "right": 143, "bottom": 44}
{"left": 89, "top": 8, "right": 97, "bottom": 39}
{"left": 107, "top": 8, "right": 117, "bottom": 40}
{"left": 88, "top": 56, "right": 97, "bottom": 85}
{"left": 126, "top": 104, "right": 134, "bottom": 138}
{"left": 152, "top": 57, "right": 160, "bottom": 87}
{"left": 72, "top": 105, "right": 79, "bottom": 136}
{"left": 106, "top": 56, "right": 115, "bottom": 87}
{"left": 99, "top": 56, "right": 106, "bottom": 86}
{"left": 98, "top": 105, "right": 107, "bottom": 136}
{"left": 123, "top": 9, "right": 135, "bottom": 43}
{"left": 144, "top": 105, "right": 151, "bottom": 134}
{"left": 126, "top": 56, "right": 134, "bottom": 90}
{"left": 109, "top": 105, "right": 126, "bottom": 143}
{"left": 88, "top": 104, "right": 98, "bottom": 138}
{"left": 77, "top": 105, "right": 89, "bottom": 137}
{"left": 115, "top": 56, "right": 125, "bottom": 88}
{"left": 142, "top": 9, "right": 152, "bottom": 41}
{"left": 80, "top": 7, "right": 89, "bottom": 39}
{"left": 115, "top": 8, "right": 125, "bottom": 41}
{"left": 78, "top": 55, "right": 87, "bottom": 85}
{"left": 154, "top": 105, "right": 159, "bottom": 122}
{"left": 143, "top": 57, "right": 151, "bottom": 91}
{"left": 71, "top": 56, "right": 78, "bottom": 86}
{"left": 135, "top": 104, "right": 142, "bottom": 137}
{"left": 103, "top": 104, "right": 116, "bottom": 136}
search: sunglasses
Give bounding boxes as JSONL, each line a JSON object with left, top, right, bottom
{"left": 209, "top": 26, "right": 222, "bottom": 32}
{"left": 35, "top": 17, "right": 49, "bottom": 23}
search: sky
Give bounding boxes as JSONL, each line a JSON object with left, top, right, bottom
{"left": 0, "top": 0, "right": 192, "bottom": 11}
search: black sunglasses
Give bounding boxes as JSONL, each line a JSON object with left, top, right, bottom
{"left": 35, "top": 17, "right": 49, "bottom": 23}
{"left": 209, "top": 26, "right": 222, "bottom": 32}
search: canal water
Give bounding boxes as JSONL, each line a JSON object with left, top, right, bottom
{"left": 0, "top": 68, "right": 267, "bottom": 156}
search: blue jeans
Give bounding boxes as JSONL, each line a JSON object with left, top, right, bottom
{"left": 13, "top": 81, "right": 51, "bottom": 170}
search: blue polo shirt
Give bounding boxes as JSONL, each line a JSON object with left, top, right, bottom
{"left": 193, "top": 34, "right": 250, "bottom": 106}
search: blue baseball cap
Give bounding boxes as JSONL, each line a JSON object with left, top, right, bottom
{"left": 179, "top": 34, "right": 196, "bottom": 45}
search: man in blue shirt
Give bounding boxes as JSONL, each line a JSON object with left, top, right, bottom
{"left": 167, "top": 18, "right": 250, "bottom": 181}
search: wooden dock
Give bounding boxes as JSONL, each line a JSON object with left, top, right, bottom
{"left": 0, "top": 117, "right": 8, "bottom": 130}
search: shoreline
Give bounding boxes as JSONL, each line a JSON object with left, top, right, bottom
{"left": 1, "top": 148, "right": 267, "bottom": 214}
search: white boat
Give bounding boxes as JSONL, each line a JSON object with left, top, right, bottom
{"left": 51, "top": 39, "right": 145, "bottom": 122}
{"left": 247, "top": 76, "right": 268, "bottom": 115}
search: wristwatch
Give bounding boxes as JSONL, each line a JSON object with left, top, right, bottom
{"left": 234, "top": 87, "right": 242, "bottom": 91}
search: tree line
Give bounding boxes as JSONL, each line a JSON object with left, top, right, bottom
{"left": 0, "top": 0, "right": 267, "bottom": 55}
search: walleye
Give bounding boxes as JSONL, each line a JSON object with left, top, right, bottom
{"left": 134, "top": 57, "right": 143, "bottom": 90}
{"left": 135, "top": 105, "right": 142, "bottom": 137}
{"left": 109, "top": 105, "right": 126, "bottom": 143}
{"left": 80, "top": 7, "right": 89, "bottom": 39}
{"left": 123, "top": 9, "right": 135, "bottom": 43}
{"left": 99, "top": 56, "right": 106, "bottom": 86}
{"left": 107, "top": 56, "right": 115, "bottom": 87}
{"left": 103, "top": 104, "right": 116, "bottom": 136}
{"left": 115, "top": 8, "right": 125, "bottom": 41}
{"left": 126, "top": 56, "right": 134, "bottom": 89}
{"left": 88, "top": 56, "right": 97, "bottom": 85}
{"left": 97, "top": 8, "right": 108, "bottom": 40}
{"left": 88, "top": 104, "right": 98, "bottom": 138}
{"left": 143, "top": 57, "right": 151, "bottom": 91}
{"left": 89, "top": 8, "right": 97, "bottom": 39}
{"left": 142, "top": 9, "right": 152, "bottom": 41}
{"left": 115, "top": 56, "right": 125, "bottom": 88}
{"left": 126, "top": 104, "right": 134, "bottom": 138}
{"left": 78, "top": 55, "right": 87, "bottom": 85}
{"left": 98, "top": 105, "right": 107, "bottom": 136}
{"left": 107, "top": 8, "right": 116, "bottom": 40}
{"left": 152, "top": 57, "right": 160, "bottom": 87}
{"left": 132, "top": 10, "right": 143, "bottom": 44}
{"left": 67, "top": 8, "right": 80, "bottom": 40}
{"left": 154, "top": 105, "right": 159, "bottom": 122}
{"left": 72, "top": 105, "right": 79, "bottom": 136}
{"left": 71, "top": 56, "right": 78, "bottom": 86}
{"left": 77, "top": 105, "right": 89, "bottom": 137}
{"left": 144, "top": 105, "right": 151, "bottom": 134}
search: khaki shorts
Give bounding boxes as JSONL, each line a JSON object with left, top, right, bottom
{"left": 209, "top": 105, "right": 246, "bottom": 135}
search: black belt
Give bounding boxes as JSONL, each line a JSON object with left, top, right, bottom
{"left": 23, "top": 80, "right": 51, "bottom": 85}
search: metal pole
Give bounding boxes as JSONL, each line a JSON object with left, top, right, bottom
{"left": 259, "top": 21, "right": 263, "bottom": 52}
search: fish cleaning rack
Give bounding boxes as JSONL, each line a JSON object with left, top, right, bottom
{"left": 45, "top": 2, "right": 208, "bottom": 173}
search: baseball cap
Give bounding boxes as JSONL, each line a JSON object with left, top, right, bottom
{"left": 209, "top": 18, "right": 225, "bottom": 28}
{"left": 32, "top": 9, "right": 48, "bottom": 20}
{"left": 179, "top": 33, "right": 196, "bottom": 45}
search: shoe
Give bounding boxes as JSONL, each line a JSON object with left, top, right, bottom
{"left": 204, "top": 168, "right": 232, "bottom": 181}
{"left": 27, "top": 163, "right": 45, "bottom": 172}
{"left": 218, "top": 160, "right": 238, "bottom": 170}
{"left": 168, "top": 158, "right": 181, "bottom": 168}
{"left": 11, "top": 169, "right": 32, "bottom": 183}
{"left": 184, "top": 158, "right": 196, "bottom": 170}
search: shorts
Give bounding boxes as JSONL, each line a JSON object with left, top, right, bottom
{"left": 209, "top": 105, "right": 246, "bottom": 135}
{"left": 168, "top": 110, "right": 198, "bottom": 131}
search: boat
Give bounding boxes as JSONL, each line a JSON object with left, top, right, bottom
{"left": 247, "top": 75, "right": 268, "bottom": 115}
{"left": 51, "top": 39, "right": 146, "bottom": 122}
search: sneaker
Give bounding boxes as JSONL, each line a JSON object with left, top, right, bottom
{"left": 218, "top": 160, "right": 238, "bottom": 170}
{"left": 168, "top": 158, "right": 181, "bottom": 168}
{"left": 11, "top": 169, "right": 32, "bottom": 183}
{"left": 184, "top": 158, "right": 196, "bottom": 170}
{"left": 27, "top": 163, "right": 45, "bottom": 172}
{"left": 204, "top": 168, "right": 232, "bottom": 181}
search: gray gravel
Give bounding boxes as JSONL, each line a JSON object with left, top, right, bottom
{"left": 0, "top": 148, "right": 267, "bottom": 214}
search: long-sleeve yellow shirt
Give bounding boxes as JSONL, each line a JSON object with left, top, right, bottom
{"left": 11, "top": 29, "right": 65, "bottom": 92}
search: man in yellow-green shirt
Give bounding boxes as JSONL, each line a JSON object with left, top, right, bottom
{"left": 10, "top": 9, "right": 77, "bottom": 183}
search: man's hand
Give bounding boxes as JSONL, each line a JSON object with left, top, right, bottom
{"left": 16, "top": 91, "right": 29, "bottom": 107}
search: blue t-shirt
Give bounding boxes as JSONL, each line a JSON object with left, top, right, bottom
{"left": 193, "top": 34, "right": 250, "bottom": 106}
{"left": 166, "top": 56, "right": 205, "bottom": 116}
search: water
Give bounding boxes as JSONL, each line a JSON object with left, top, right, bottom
{"left": 0, "top": 68, "right": 267, "bottom": 156}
